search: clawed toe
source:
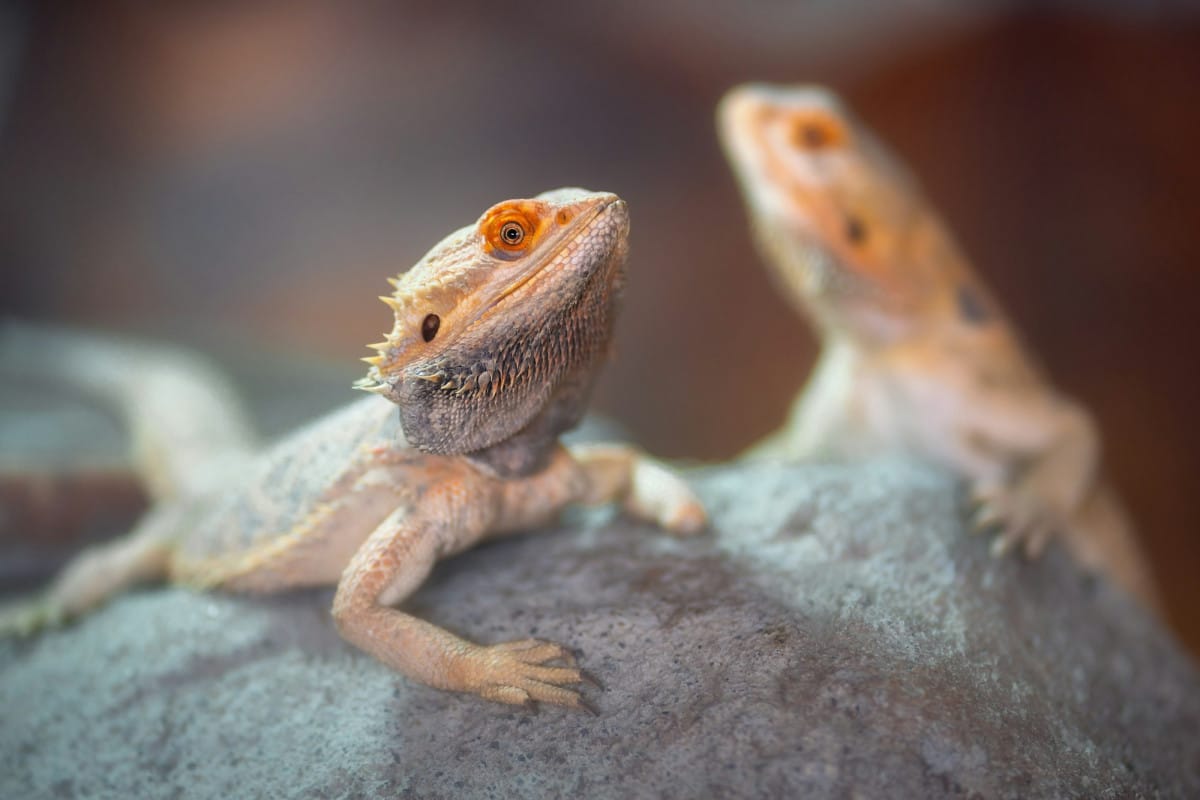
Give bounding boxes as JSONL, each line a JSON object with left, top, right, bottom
{"left": 663, "top": 501, "right": 707, "bottom": 537}
{"left": 627, "top": 460, "right": 708, "bottom": 536}
{"left": 969, "top": 481, "right": 1059, "bottom": 561}
{"left": 517, "top": 679, "right": 588, "bottom": 710}
{"left": 989, "top": 531, "right": 1016, "bottom": 558}
{"left": 488, "top": 638, "right": 578, "bottom": 666}
{"left": 0, "top": 599, "right": 61, "bottom": 638}
{"left": 971, "top": 502, "right": 1002, "bottom": 533}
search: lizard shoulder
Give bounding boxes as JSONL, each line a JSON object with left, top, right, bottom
{"left": 173, "top": 396, "right": 404, "bottom": 566}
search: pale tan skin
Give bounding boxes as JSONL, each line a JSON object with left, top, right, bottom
{"left": 718, "top": 84, "right": 1157, "bottom": 609}
{"left": 0, "top": 321, "right": 258, "bottom": 503}
{"left": 1, "top": 188, "right": 706, "bottom": 710}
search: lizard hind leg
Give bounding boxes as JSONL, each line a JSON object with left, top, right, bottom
{"left": 0, "top": 504, "right": 180, "bottom": 636}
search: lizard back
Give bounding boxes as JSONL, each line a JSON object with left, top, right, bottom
{"left": 173, "top": 397, "right": 403, "bottom": 565}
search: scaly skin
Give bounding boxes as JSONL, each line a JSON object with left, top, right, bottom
{"left": 718, "top": 84, "right": 1157, "bottom": 610}
{"left": 1, "top": 188, "right": 706, "bottom": 710}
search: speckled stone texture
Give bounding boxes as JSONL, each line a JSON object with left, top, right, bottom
{"left": 1, "top": 458, "right": 1197, "bottom": 799}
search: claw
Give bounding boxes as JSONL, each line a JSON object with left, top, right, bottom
{"left": 578, "top": 669, "right": 604, "bottom": 691}
{"left": 965, "top": 473, "right": 1067, "bottom": 564}
{"left": 989, "top": 534, "right": 1013, "bottom": 559}
{"left": 972, "top": 503, "right": 1002, "bottom": 532}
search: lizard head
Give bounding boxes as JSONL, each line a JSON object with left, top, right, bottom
{"left": 357, "top": 188, "right": 628, "bottom": 465}
{"left": 718, "top": 83, "right": 973, "bottom": 341}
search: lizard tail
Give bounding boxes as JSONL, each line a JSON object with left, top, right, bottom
{"left": 1064, "top": 485, "right": 1163, "bottom": 615}
{"left": 0, "top": 321, "right": 257, "bottom": 501}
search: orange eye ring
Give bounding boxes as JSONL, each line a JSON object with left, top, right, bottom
{"left": 790, "top": 113, "right": 846, "bottom": 151}
{"left": 481, "top": 203, "right": 543, "bottom": 259}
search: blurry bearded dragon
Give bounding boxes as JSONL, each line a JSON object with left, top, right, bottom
{"left": 718, "top": 84, "right": 1157, "bottom": 610}
{"left": 0, "top": 188, "right": 706, "bottom": 710}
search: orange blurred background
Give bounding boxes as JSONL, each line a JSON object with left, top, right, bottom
{"left": 1, "top": 3, "right": 1198, "bottom": 650}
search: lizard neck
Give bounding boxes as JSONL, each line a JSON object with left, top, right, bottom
{"left": 465, "top": 370, "right": 596, "bottom": 478}
{"left": 404, "top": 240, "right": 621, "bottom": 477}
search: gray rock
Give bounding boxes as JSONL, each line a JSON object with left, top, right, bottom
{"left": 1, "top": 458, "right": 1197, "bottom": 799}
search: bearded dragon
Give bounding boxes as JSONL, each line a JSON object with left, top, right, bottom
{"left": 0, "top": 188, "right": 706, "bottom": 710}
{"left": 717, "top": 84, "right": 1157, "bottom": 610}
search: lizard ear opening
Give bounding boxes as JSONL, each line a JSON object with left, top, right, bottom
{"left": 421, "top": 314, "right": 440, "bottom": 342}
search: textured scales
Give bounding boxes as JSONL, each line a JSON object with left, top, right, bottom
{"left": 2, "top": 188, "right": 707, "bottom": 711}
{"left": 718, "top": 84, "right": 1158, "bottom": 610}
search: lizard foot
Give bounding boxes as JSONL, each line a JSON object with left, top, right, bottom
{"left": 626, "top": 460, "right": 707, "bottom": 536}
{"left": 0, "top": 597, "right": 66, "bottom": 638}
{"left": 462, "top": 638, "right": 596, "bottom": 712}
{"left": 969, "top": 481, "right": 1057, "bottom": 559}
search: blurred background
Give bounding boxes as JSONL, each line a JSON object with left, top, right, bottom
{"left": 1, "top": 2, "right": 1197, "bottom": 650}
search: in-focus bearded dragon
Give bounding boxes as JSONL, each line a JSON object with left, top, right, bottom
{"left": 718, "top": 84, "right": 1157, "bottom": 610}
{"left": 1, "top": 188, "right": 706, "bottom": 710}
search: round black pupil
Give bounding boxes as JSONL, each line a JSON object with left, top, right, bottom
{"left": 503, "top": 224, "right": 522, "bottom": 242}
{"left": 421, "top": 314, "right": 440, "bottom": 342}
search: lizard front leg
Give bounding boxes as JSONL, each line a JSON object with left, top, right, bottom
{"left": 961, "top": 398, "right": 1158, "bottom": 611}
{"left": 332, "top": 447, "right": 704, "bottom": 710}
{"left": 965, "top": 396, "right": 1099, "bottom": 559}
{"left": 331, "top": 467, "right": 592, "bottom": 711}
{"left": 565, "top": 443, "right": 707, "bottom": 535}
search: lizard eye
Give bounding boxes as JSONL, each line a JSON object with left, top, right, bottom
{"left": 480, "top": 201, "right": 542, "bottom": 257}
{"left": 500, "top": 221, "right": 525, "bottom": 246}
{"left": 790, "top": 113, "right": 846, "bottom": 151}
{"left": 481, "top": 204, "right": 540, "bottom": 259}
{"left": 421, "top": 314, "right": 440, "bottom": 342}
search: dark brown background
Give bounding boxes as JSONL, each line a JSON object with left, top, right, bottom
{"left": 1, "top": 3, "right": 1197, "bottom": 651}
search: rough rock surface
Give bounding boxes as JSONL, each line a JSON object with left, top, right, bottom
{"left": 1, "top": 458, "right": 1197, "bottom": 799}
